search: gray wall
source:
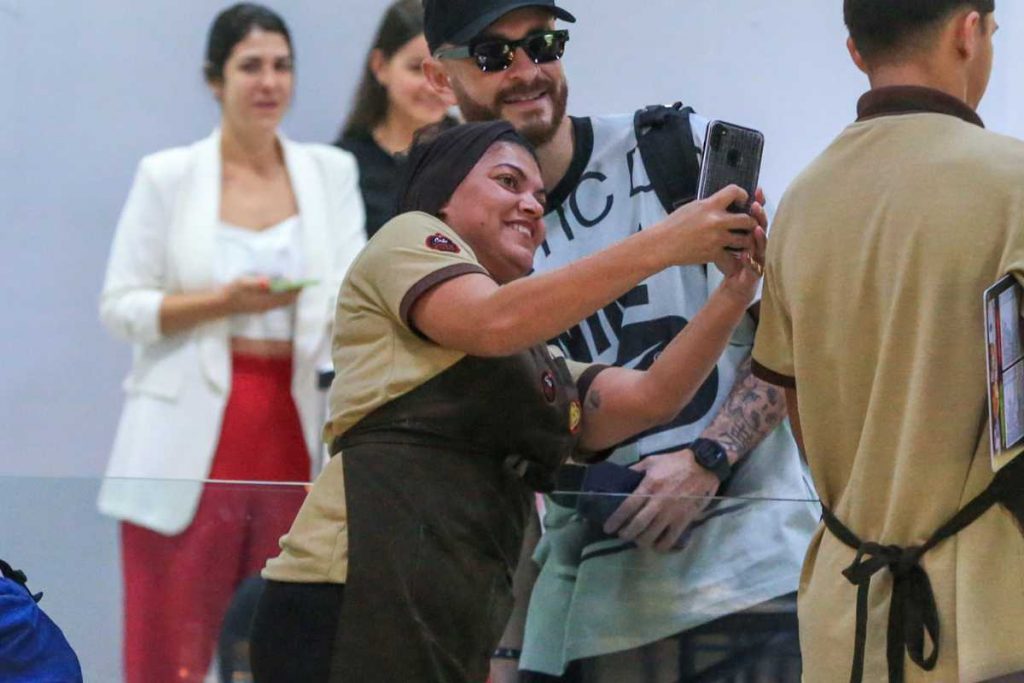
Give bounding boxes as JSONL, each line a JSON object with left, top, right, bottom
{"left": 4, "top": 1, "right": 1023, "bottom": 477}
{"left": 3, "top": 2, "right": 1024, "bottom": 680}
{"left": 1, "top": 0, "right": 381, "bottom": 477}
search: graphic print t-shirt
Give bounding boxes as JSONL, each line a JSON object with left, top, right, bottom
{"left": 535, "top": 113, "right": 748, "bottom": 455}
{"left": 522, "top": 113, "right": 817, "bottom": 674}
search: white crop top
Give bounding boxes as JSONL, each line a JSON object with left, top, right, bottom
{"left": 215, "top": 216, "right": 304, "bottom": 341}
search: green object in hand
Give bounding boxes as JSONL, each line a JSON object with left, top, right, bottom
{"left": 268, "top": 278, "right": 319, "bottom": 293}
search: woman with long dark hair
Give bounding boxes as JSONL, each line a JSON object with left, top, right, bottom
{"left": 97, "top": 4, "right": 364, "bottom": 680}
{"left": 336, "top": 0, "right": 453, "bottom": 237}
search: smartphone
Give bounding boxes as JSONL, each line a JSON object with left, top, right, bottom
{"left": 268, "top": 278, "right": 319, "bottom": 293}
{"left": 696, "top": 120, "right": 764, "bottom": 213}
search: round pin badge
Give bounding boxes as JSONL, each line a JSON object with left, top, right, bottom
{"left": 541, "top": 371, "right": 557, "bottom": 402}
{"left": 569, "top": 400, "right": 582, "bottom": 434}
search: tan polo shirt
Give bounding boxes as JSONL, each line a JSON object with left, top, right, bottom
{"left": 265, "top": 212, "right": 597, "bottom": 585}
{"left": 753, "top": 87, "right": 1024, "bottom": 682}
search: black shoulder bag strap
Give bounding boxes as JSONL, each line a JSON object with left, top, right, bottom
{"left": 633, "top": 102, "right": 702, "bottom": 213}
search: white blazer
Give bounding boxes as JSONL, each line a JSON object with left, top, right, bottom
{"left": 97, "top": 130, "right": 366, "bottom": 535}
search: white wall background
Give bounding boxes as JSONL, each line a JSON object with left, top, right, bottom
{"left": 4, "top": 2, "right": 1024, "bottom": 680}
{"left": 3, "top": 1, "right": 1024, "bottom": 478}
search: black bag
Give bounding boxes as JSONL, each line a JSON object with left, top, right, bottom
{"left": 573, "top": 461, "right": 644, "bottom": 530}
{"left": 633, "top": 102, "right": 702, "bottom": 213}
{"left": 554, "top": 461, "right": 699, "bottom": 550}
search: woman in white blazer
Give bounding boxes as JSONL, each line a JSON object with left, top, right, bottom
{"left": 97, "top": 5, "right": 365, "bottom": 682}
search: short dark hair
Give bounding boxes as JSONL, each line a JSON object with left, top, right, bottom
{"left": 844, "top": 0, "right": 994, "bottom": 63}
{"left": 341, "top": 0, "right": 425, "bottom": 138}
{"left": 204, "top": 3, "right": 292, "bottom": 83}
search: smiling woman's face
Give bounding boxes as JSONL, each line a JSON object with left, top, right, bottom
{"left": 211, "top": 28, "right": 293, "bottom": 134}
{"left": 440, "top": 141, "right": 547, "bottom": 284}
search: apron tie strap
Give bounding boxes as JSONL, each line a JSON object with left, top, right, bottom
{"left": 821, "top": 454, "right": 1024, "bottom": 683}
{"left": 822, "top": 510, "right": 939, "bottom": 683}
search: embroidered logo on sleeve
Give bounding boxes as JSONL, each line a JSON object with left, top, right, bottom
{"left": 541, "top": 371, "right": 557, "bottom": 403}
{"left": 569, "top": 400, "right": 582, "bottom": 434}
{"left": 426, "top": 233, "right": 461, "bottom": 254}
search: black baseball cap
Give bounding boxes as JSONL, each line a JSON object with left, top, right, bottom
{"left": 423, "top": 0, "right": 576, "bottom": 53}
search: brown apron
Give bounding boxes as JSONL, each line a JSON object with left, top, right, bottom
{"left": 327, "top": 346, "right": 585, "bottom": 682}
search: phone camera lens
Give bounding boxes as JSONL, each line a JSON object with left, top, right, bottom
{"left": 711, "top": 126, "right": 727, "bottom": 151}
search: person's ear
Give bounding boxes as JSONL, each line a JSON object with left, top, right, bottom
{"left": 847, "top": 36, "right": 869, "bottom": 75}
{"left": 422, "top": 56, "right": 456, "bottom": 101}
{"left": 439, "top": 88, "right": 458, "bottom": 108}
{"left": 370, "top": 48, "right": 389, "bottom": 86}
{"left": 204, "top": 63, "right": 224, "bottom": 101}
{"left": 954, "top": 10, "right": 983, "bottom": 60}
{"left": 208, "top": 80, "right": 224, "bottom": 102}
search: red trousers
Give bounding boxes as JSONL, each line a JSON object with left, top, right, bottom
{"left": 121, "top": 354, "right": 310, "bottom": 683}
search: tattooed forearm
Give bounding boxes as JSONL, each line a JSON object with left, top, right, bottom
{"left": 701, "top": 357, "right": 788, "bottom": 463}
{"left": 587, "top": 389, "right": 602, "bottom": 411}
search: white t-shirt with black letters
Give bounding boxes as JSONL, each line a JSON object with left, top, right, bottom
{"left": 522, "top": 113, "right": 818, "bottom": 674}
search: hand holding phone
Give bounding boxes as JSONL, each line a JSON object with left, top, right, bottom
{"left": 267, "top": 278, "right": 319, "bottom": 293}
{"left": 697, "top": 120, "right": 765, "bottom": 215}
{"left": 222, "top": 276, "right": 306, "bottom": 314}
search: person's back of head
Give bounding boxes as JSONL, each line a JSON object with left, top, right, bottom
{"left": 843, "top": 0, "right": 997, "bottom": 108}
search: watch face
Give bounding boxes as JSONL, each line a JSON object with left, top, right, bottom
{"left": 692, "top": 439, "right": 729, "bottom": 481}
{"left": 694, "top": 441, "right": 723, "bottom": 467}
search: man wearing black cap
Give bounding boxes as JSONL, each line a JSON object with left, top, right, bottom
{"left": 422, "top": 1, "right": 817, "bottom": 681}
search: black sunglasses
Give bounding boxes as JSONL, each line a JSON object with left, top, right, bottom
{"left": 435, "top": 30, "right": 570, "bottom": 73}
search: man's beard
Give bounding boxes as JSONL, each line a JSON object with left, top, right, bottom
{"left": 452, "top": 75, "right": 569, "bottom": 147}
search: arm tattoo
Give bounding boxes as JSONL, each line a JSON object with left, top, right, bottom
{"left": 701, "top": 357, "right": 788, "bottom": 462}
{"left": 587, "top": 389, "right": 602, "bottom": 411}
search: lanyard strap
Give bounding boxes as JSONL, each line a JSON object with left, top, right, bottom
{"left": 822, "top": 460, "right": 1017, "bottom": 683}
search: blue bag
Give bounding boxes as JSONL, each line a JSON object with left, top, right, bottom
{"left": 0, "top": 559, "right": 83, "bottom": 682}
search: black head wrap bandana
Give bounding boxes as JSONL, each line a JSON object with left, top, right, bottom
{"left": 396, "top": 120, "right": 536, "bottom": 218}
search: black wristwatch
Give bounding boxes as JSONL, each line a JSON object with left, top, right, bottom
{"left": 689, "top": 438, "right": 731, "bottom": 484}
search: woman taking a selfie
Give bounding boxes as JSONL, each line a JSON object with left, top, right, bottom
{"left": 336, "top": 0, "right": 454, "bottom": 238}
{"left": 250, "top": 121, "right": 766, "bottom": 683}
{"left": 97, "top": 4, "right": 364, "bottom": 681}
